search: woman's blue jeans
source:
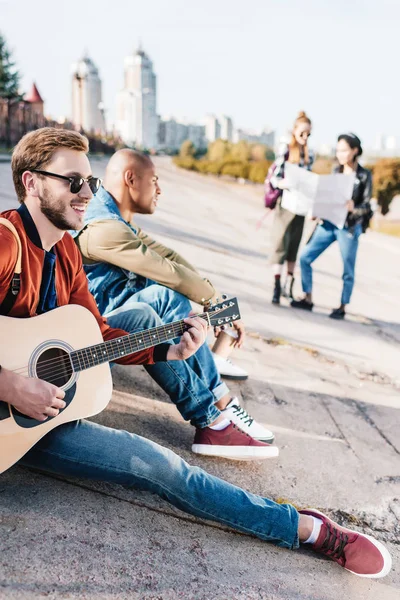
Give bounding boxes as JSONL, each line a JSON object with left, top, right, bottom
{"left": 19, "top": 419, "right": 299, "bottom": 549}
{"left": 299, "top": 221, "right": 362, "bottom": 305}
{"left": 106, "top": 284, "right": 229, "bottom": 429}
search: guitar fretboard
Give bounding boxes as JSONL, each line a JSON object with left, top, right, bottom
{"left": 70, "top": 315, "right": 207, "bottom": 372}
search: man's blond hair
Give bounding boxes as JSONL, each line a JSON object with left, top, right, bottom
{"left": 12, "top": 127, "right": 89, "bottom": 203}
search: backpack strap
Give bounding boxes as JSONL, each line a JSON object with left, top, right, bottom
{"left": 0, "top": 218, "right": 22, "bottom": 315}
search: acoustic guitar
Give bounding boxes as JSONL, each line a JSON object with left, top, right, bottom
{"left": 0, "top": 297, "right": 240, "bottom": 474}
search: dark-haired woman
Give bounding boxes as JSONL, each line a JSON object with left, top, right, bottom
{"left": 291, "top": 133, "right": 372, "bottom": 319}
{"left": 269, "top": 111, "right": 314, "bottom": 304}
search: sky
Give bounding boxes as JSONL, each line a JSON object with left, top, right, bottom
{"left": 0, "top": 0, "right": 398, "bottom": 149}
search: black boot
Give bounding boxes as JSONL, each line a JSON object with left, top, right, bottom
{"left": 272, "top": 278, "right": 281, "bottom": 304}
{"left": 281, "top": 275, "right": 295, "bottom": 300}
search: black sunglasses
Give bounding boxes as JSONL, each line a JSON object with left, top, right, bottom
{"left": 29, "top": 169, "right": 102, "bottom": 194}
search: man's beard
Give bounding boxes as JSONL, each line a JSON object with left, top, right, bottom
{"left": 39, "top": 188, "right": 74, "bottom": 231}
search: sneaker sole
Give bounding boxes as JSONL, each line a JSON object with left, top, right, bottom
{"left": 218, "top": 373, "right": 249, "bottom": 381}
{"left": 191, "top": 444, "right": 279, "bottom": 460}
{"left": 254, "top": 436, "right": 275, "bottom": 444}
{"left": 304, "top": 509, "right": 393, "bottom": 579}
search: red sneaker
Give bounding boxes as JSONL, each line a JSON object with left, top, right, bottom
{"left": 192, "top": 423, "right": 279, "bottom": 460}
{"left": 300, "top": 509, "right": 392, "bottom": 578}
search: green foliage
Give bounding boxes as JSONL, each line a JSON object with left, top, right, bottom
{"left": 174, "top": 140, "right": 275, "bottom": 183}
{"left": 208, "top": 139, "right": 230, "bottom": 162}
{"left": 248, "top": 160, "right": 272, "bottom": 183}
{"left": 370, "top": 159, "right": 400, "bottom": 215}
{"left": 313, "top": 157, "right": 335, "bottom": 175}
{"left": 0, "top": 33, "right": 20, "bottom": 98}
{"left": 220, "top": 161, "right": 249, "bottom": 179}
{"left": 172, "top": 156, "right": 196, "bottom": 170}
{"left": 179, "top": 139, "right": 195, "bottom": 158}
{"left": 230, "top": 140, "right": 251, "bottom": 162}
{"left": 250, "top": 143, "right": 266, "bottom": 161}
{"left": 265, "top": 147, "right": 275, "bottom": 161}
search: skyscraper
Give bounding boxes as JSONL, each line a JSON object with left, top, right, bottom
{"left": 205, "top": 115, "right": 221, "bottom": 143}
{"left": 116, "top": 46, "right": 158, "bottom": 149}
{"left": 71, "top": 53, "right": 105, "bottom": 134}
{"left": 219, "top": 115, "right": 233, "bottom": 142}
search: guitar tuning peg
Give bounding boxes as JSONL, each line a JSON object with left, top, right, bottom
{"left": 229, "top": 322, "right": 234, "bottom": 328}
{"left": 222, "top": 294, "right": 227, "bottom": 300}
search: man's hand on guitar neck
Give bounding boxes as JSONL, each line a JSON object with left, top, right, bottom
{"left": 166, "top": 315, "right": 208, "bottom": 361}
{"left": 0, "top": 315, "right": 206, "bottom": 419}
{"left": 0, "top": 368, "right": 66, "bottom": 421}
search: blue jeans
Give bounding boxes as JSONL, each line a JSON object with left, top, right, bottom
{"left": 300, "top": 221, "right": 362, "bottom": 305}
{"left": 19, "top": 419, "right": 299, "bottom": 548}
{"left": 106, "top": 284, "right": 229, "bottom": 429}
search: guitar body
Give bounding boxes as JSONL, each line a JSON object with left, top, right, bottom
{"left": 0, "top": 305, "right": 113, "bottom": 473}
{"left": 0, "top": 296, "right": 241, "bottom": 474}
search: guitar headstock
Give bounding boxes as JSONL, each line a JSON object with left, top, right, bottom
{"left": 206, "top": 297, "right": 241, "bottom": 327}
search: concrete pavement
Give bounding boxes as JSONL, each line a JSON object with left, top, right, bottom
{"left": 0, "top": 157, "right": 399, "bottom": 599}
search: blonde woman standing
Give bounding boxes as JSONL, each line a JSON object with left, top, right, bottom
{"left": 269, "top": 111, "right": 314, "bottom": 304}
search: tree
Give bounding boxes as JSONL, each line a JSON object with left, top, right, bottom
{"left": 208, "top": 139, "right": 230, "bottom": 162}
{"left": 0, "top": 33, "right": 21, "bottom": 148}
{"left": 0, "top": 33, "right": 20, "bottom": 99}
{"left": 230, "top": 140, "right": 250, "bottom": 162}
{"left": 370, "top": 159, "right": 400, "bottom": 215}
{"left": 250, "top": 143, "right": 267, "bottom": 161}
{"left": 179, "top": 139, "right": 195, "bottom": 158}
{"left": 313, "top": 157, "right": 334, "bottom": 175}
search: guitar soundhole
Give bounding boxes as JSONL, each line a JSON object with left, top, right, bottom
{"left": 36, "top": 347, "right": 73, "bottom": 388}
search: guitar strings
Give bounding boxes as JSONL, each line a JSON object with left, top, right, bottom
{"left": 9, "top": 308, "right": 234, "bottom": 380}
{"left": 10, "top": 319, "right": 189, "bottom": 376}
{"left": 10, "top": 323, "right": 187, "bottom": 380}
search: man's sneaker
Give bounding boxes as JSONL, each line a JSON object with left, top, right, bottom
{"left": 300, "top": 509, "right": 392, "bottom": 578}
{"left": 192, "top": 423, "right": 279, "bottom": 460}
{"left": 212, "top": 353, "right": 248, "bottom": 381}
{"left": 291, "top": 298, "right": 313, "bottom": 311}
{"left": 222, "top": 398, "right": 275, "bottom": 443}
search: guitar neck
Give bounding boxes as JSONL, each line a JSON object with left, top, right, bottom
{"left": 70, "top": 313, "right": 208, "bottom": 372}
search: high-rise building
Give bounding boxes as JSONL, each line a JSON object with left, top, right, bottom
{"left": 158, "top": 117, "right": 206, "bottom": 151}
{"left": 187, "top": 124, "right": 206, "bottom": 149}
{"left": 205, "top": 115, "right": 221, "bottom": 143}
{"left": 116, "top": 46, "right": 158, "bottom": 149}
{"left": 71, "top": 53, "right": 105, "bottom": 133}
{"left": 219, "top": 115, "right": 233, "bottom": 142}
{"left": 385, "top": 135, "right": 397, "bottom": 151}
{"left": 233, "top": 127, "right": 275, "bottom": 148}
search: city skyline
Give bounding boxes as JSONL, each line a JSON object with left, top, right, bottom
{"left": 67, "top": 48, "right": 276, "bottom": 150}
{"left": 1, "top": 0, "right": 399, "bottom": 151}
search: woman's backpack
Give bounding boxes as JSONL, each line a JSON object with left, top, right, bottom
{"left": 264, "top": 163, "right": 282, "bottom": 209}
{"left": 263, "top": 151, "right": 289, "bottom": 209}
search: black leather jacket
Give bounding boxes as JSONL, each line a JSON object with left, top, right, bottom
{"left": 333, "top": 163, "right": 373, "bottom": 231}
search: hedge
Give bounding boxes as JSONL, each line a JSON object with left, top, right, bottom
{"left": 173, "top": 156, "right": 272, "bottom": 183}
{"left": 173, "top": 155, "right": 400, "bottom": 214}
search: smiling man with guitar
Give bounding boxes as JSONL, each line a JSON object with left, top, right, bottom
{"left": 0, "top": 128, "right": 391, "bottom": 578}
